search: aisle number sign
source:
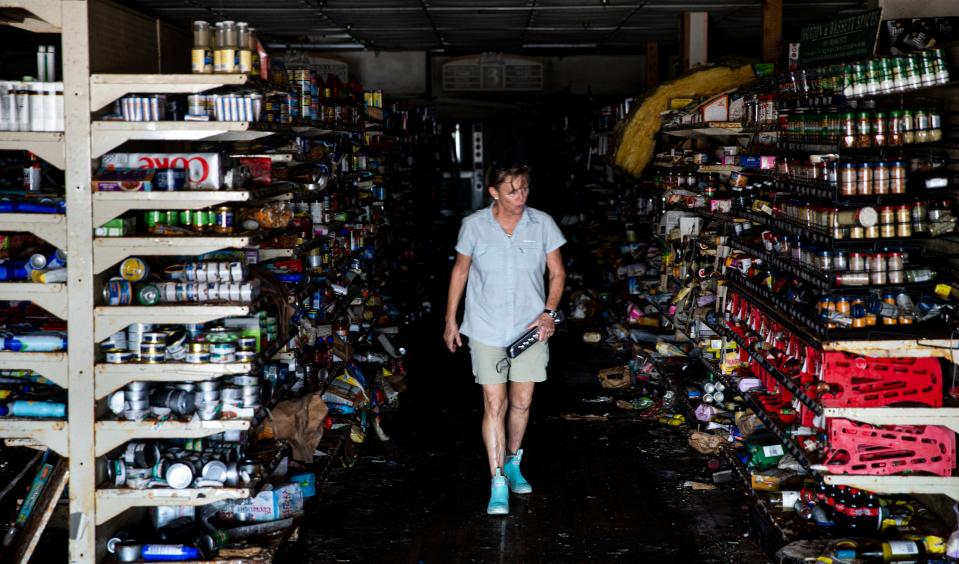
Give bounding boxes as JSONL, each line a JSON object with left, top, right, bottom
{"left": 443, "top": 54, "right": 543, "bottom": 92}
{"left": 798, "top": 9, "right": 883, "bottom": 67}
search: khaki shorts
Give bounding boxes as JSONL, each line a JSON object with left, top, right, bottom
{"left": 469, "top": 339, "right": 549, "bottom": 385}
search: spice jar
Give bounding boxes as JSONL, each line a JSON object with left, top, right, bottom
{"left": 898, "top": 110, "right": 914, "bottom": 145}
{"left": 836, "top": 272, "right": 870, "bottom": 287}
{"left": 849, "top": 226, "right": 865, "bottom": 239}
{"left": 841, "top": 112, "right": 857, "bottom": 149}
{"left": 911, "top": 201, "right": 927, "bottom": 222}
{"left": 865, "top": 225, "right": 881, "bottom": 238}
{"left": 929, "top": 110, "right": 942, "bottom": 142}
{"left": 857, "top": 162, "right": 872, "bottom": 195}
{"left": 914, "top": 109, "right": 930, "bottom": 143}
{"left": 817, "top": 250, "right": 832, "bottom": 271}
{"left": 836, "top": 297, "right": 851, "bottom": 315}
{"left": 856, "top": 112, "right": 872, "bottom": 148}
{"left": 849, "top": 252, "right": 865, "bottom": 271}
{"left": 897, "top": 222, "right": 912, "bottom": 237}
{"left": 872, "top": 111, "right": 887, "bottom": 146}
{"left": 833, "top": 250, "right": 848, "bottom": 271}
{"left": 886, "top": 251, "right": 904, "bottom": 271}
{"left": 879, "top": 205, "right": 895, "bottom": 225}
{"left": 839, "top": 162, "right": 857, "bottom": 196}
{"left": 872, "top": 162, "right": 890, "bottom": 194}
{"left": 889, "top": 161, "right": 907, "bottom": 194}
{"left": 837, "top": 206, "right": 877, "bottom": 227}
{"left": 896, "top": 204, "right": 912, "bottom": 224}
{"left": 887, "top": 110, "right": 904, "bottom": 146}
{"left": 882, "top": 294, "right": 898, "bottom": 325}
{"left": 879, "top": 224, "right": 896, "bottom": 238}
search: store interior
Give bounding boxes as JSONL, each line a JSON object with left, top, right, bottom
{"left": 0, "top": 0, "right": 958, "bottom": 562}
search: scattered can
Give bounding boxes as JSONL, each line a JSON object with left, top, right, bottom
{"left": 120, "top": 257, "right": 149, "bottom": 282}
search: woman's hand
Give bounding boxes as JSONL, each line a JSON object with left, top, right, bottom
{"left": 444, "top": 320, "right": 463, "bottom": 352}
{"left": 527, "top": 312, "right": 556, "bottom": 343}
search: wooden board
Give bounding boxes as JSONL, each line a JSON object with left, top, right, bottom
{"left": 12, "top": 458, "right": 68, "bottom": 564}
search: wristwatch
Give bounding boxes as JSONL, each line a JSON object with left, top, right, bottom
{"left": 543, "top": 308, "right": 558, "bottom": 320}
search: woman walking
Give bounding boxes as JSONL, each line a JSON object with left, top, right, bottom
{"left": 444, "top": 162, "right": 566, "bottom": 515}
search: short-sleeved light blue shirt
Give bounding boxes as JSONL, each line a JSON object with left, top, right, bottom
{"left": 455, "top": 204, "right": 566, "bottom": 347}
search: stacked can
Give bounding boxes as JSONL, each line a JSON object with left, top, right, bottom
{"left": 229, "top": 373, "right": 260, "bottom": 408}
{"left": 127, "top": 324, "right": 154, "bottom": 362}
{"left": 196, "top": 380, "right": 221, "bottom": 421}
{"left": 139, "top": 332, "right": 167, "bottom": 364}
{"left": 122, "top": 381, "right": 150, "bottom": 421}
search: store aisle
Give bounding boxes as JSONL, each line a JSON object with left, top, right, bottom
{"left": 278, "top": 310, "right": 770, "bottom": 563}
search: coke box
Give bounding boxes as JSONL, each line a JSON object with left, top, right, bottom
{"left": 101, "top": 152, "right": 224, "bottom": 190}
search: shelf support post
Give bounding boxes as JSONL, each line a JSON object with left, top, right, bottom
{"left": 63, "top": 1, "right": 96, "bottom": 562}
{"left": 761, "top": 0, "right": 783, "bottom": 65}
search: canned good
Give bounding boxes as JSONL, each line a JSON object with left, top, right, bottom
{"left": 141, "top": 332, "right": 166, "bottom": 345}
{"left": 136, "top": 284, "right": 161, "bottom": 306}
{"left": 156, "top": 168, "right": 187, "bottom": 191}
{"left": 145, "top": 210, "right": 164, "bottom": 232}
{"left": 120, "top": 257, "right": 149, "bottom": 282}
{"left": 104, "top": 278, "right": 133, "bottom": 305}
{"left": 236, "top": 337, "right": 257, "bottom": 351}
{"left": 209, "top": 343, "right": 236, "bottom": 355}
{"left": 105, "top": 351, "right": 136, "bottom": 364}
{"left": 210, "top": 352, "right": 236, "bottom": 364}
{"left": 235, "top": 351, "right": 255, "bottom": 362}
{"left": 213, "top": 206, "right": 234, "bottom": 235}
{"left": 192, "top": 209, "right": 212, "bottom": 233}
{"left": 185, "top": 351, "right": 211, "bottom": 364}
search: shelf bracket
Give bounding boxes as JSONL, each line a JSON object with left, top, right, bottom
{"left": 0, "top": 133, "right": 65, "bottom": 170}
{"left": 0, "top": 352, "right": 68, "bottom": 389}
{"left": 0, "top": 213, "right": 68, "bottom": 251}
{"left": 0, "top": 0, "right": 62, "bottom": 32}
{"left": 95, "top": 488, "right": 252, "bottom": 525}
{"left": 0, "top": 282, "right": 68, "bottom": 319}
{"left": 0, "top": 421, "right": 68, "bottom": 457}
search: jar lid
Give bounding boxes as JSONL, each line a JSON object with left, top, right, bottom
{"left": 873, "top": 161, "right": 888, "bottom": 167}
{"left": 891, "top": 161, "right": 905, "bottom": 166}
{"left": 840, "top": 162, "right": 856, "bottom": 168}
{"left": 859, "top": 162, "right": 872, "bottom": 167}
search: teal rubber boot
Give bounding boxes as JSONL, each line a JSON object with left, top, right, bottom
{"left": 504, "top": 449, "right": 532, "bottom": 494}
{"left": 487, "top": 468, "right": 509, "bottom": 515}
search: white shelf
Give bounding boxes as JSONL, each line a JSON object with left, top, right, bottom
{"left": 0, "top": 419, "right": 67, "bottom": 456}
{"left": 95, "top": 487, "right": 252, "bottom": 525}
{"left": 0, "top": 352, "right": 67, "bottom": 389}
{"left": 258, "top": 248, "right": 294, "bottom": 260}
{"left": 94, "top": 362, "right": 253, "bottom": 399}
{"left": 90, "top": 73, "right": 250, "bottom": 112}
{"left": 824, "top": 475, "right": 959, "bottom": 502}
{"left": 0, "top": 132, "right": 65, "bottom": 169}
{"left": 91, "top": 121, "right": 275, "bottom": 158}
{"left": 92, "top": 184, "right": 293, "bottom": 226}
{"left": 95, "top": 418, "right": 251, "bottom": 456}
{"left": 94, "top": 304, "right": 251, "bottom": 341}
{"left": 0, "top": 282, "right": 67, "bottom": 319}
{"left": 0, "top": 213, "right": 67, "bottom": 250}
{"left": 0, "top": 0, "right": 62, "bottom": 33}
{"left": 93, "top": 235, "right": 255, "bottom": 274}
{"left": 824, "top": 407, "right": 959, "bottom": 434}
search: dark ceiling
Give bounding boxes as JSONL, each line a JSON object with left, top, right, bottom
{"left": 124, "top": 0, "right": 874, "bottom": 54}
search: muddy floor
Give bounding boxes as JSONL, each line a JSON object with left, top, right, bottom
{"left": 276, "top": 313, "right": 771, "bottom": 564}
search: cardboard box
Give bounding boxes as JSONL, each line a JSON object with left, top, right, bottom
{"left": 220, "top": 483, "right": 303, "bottom": 522}
{"left": 727, "top": 94, "right": 745, "bottom": 121}
{"left": 94, "top": 217, "right": 136, "bottom": 237}
{"left": 92, "top": 167, "right": 155, "bottom": 192}
{"left": 700, "top": 95, "right": 729, "bottom": 122}
{"left": 101, "top": 152, "right": 225, "bottom": 189}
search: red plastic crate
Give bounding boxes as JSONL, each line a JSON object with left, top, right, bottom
{"left": 821, "top": 418, "right": 956, "bottom": 476}
{"left": 819, "top": 353, "right": 942, "bottom": 408}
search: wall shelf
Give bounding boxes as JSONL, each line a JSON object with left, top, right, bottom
{"left": 95, "top": 487, "right": 252, "bottom": 525}
{"left": 93, "top": 191, "right": 250, "bottom": 226}
{"left": 94, "top": 362, "right": 253, "bottom": 400}
{"left": 0, "top": 213, "right": 68, "bottom": 250}
{"left": 89, "top": 73, "right": 250, "bottom": 112}
{"left": 0, "top": 419, "right": 67, "bottom": 456}
{"left": 93, "top": 235, "right": 256, "bottom": 274}
{"left": 94, "top": 304, "right": 251, "bottom": 341}
{"left": 95, "top": 419, "right": 251, "bottom": 457}
{"left": 91, "top": 121, "right": 276, "bottom": 158}
{"left": 0, "top": 0, "right": 61, "bottom": 33}
{"left": 0, "top": 282, "right": 67, "bottom": 319}
{"left": 0, "top": 132, "right": 65, "bottom": 169}
{"left": 0, "top": 352, "right": 67, "bottom": 389}
{"left": 823, "top": 476, "right": 959, "bottom": 502}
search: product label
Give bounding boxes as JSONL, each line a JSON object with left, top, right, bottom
{"left": 887, "top": 541, "right": 919, "bottom": 556}
{"left": 761, "top": 444, "right": 784, "bottom": 458}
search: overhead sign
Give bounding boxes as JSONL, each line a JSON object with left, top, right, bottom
{"left": 798, "top": 9, "right": 883, "bottom": 67}
{"left": 443, "top": 53, "right": 543, "bottom": 92}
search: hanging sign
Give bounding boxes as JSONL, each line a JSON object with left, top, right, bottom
{"left": 798, "top": 9, "right": 883, "bottom": 67}
{"left": 443, "top": 53, "right": 543, "bottom": 92}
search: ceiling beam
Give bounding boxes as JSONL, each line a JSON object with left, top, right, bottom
{"left": 597, "top": 0, "right": 650, "bottom": 49}
{"left": 417, "top": 0, "right": 443, "bottom": 49}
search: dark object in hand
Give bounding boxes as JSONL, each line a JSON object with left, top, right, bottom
{"left": 507, "top": 311, "right": 564, "bottom": 359}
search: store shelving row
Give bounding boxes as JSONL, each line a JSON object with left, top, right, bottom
{"left": 734, "top": 208, "right": 928, "bottom": 249}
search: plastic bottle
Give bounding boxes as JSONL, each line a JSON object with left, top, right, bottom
{"left": 0, "top": 401, "right": 65, "bottom": 418}
{"left": 140, "top": 544, "right": 201, "bottom": 561}
{"left": 835, "top": 539, "right": 927, "bottom": 562}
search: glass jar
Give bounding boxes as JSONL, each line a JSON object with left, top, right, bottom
{"left": 865, "top": 59, "right": 881, "bottom": 95}
{"left": 905, "top": 54, "right": 922, "bottom": 90}
{"left": 914, "top": 109, "right": 930, "bottom": 143}
{"left": 222, "top": 20, "right": 238, "bottom": 48}
{"left": 856, "top": 162, "right": 872, "bottom": 195}
{"left": 897, "top": 222, "right": 912, "bottom": 237}
{"left": 817, "top": 250, "right": 832, "bottom": 271}
{"left": 901, "top": 110, "right": 915, "bottom": 144}
{"left": 896, "top": 204, "right": 912, "bottom": 224}
{"left": 872, "top": 111, "right": 887, "bottom": 146}
{"left": 837, "top": 272, "right": 870, "bottom": 287}
{"left": 871, "top": 270, "right": 888, "bottom": 285}
{"left": 892, "top": 56, "right": 907, "bottom": 92}
{"left": 920, "top": 50, "right": 937, "bottom": 87}
{"left": 849, "top": 252, "right": 865, "bottom": 271}
{"left": 882, "top": 294, "right": 899, "bottom": 325}
{"left": 911, "top": 201, "right": 927, "bottom": 222}
{"left": 833, "top": 250, "right": 848, "bottom": 271}
{"left": 856, "top": 112, "right": 872, "bottom": 148}
{"left": 879, "top": 206, "right": 895, "bottom": 225}
{"left": 213, "top": 206, "right": 234, "bottom": 234}
{"left": 880, "top": 223, "right": 896, "bottom": 238}
{"left": 932, "top": 48, "right": 950, "bottom": 85}
{"left": 887, "top": 110, "right": 903, "bottom": 146}
{"left": 872, "top": 162, "right": 890, "bottom": 194}
{"left": 878, "top": 57, "right": 894, "bottom": 93}
{"left": 193, "top": 20, "right": 212, "bottom": 48}
{"left": 929, "top": 110, "right": 942, "bottom": 142}
{"left": 839, "top": 162, "right": 857, "bottom": 196}
{"left": 841, "top": 112, "right": 857, "bottom": 149}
